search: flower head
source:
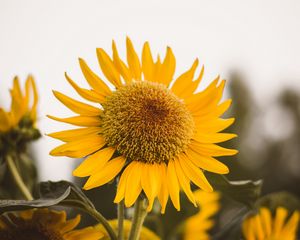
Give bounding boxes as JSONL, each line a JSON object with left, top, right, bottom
{"left": 242, "top": 207, "right": 299, "bottom": 240}
{"left": 49, "top": 38, "right": 237, "bottom": 212}
{"left": 0, "top": 208, "right": 103, "bottom": 240}
{"left": 184, "top": 190, "right": 220, "bottom": 240}
{"left": 0, "top": 76, "right": 39, "bottom": 157}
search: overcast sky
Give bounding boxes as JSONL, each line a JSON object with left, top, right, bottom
{"left": 1, "top": 0, "right": 300, "bottom": 181}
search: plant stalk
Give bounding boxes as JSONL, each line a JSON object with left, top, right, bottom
{"left": 118, "top": 200, "right": 125, "bottom": 240}
{"left": 85, "top": 206, "right": 117, "bottom": 240}
{"left": 128, "top": 198, "right": 148, "bottom": 240}
{"left": 6, "top": 154, "right": 33, "bottom": 200}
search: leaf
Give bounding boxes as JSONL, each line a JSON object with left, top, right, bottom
{"left": 0, "top": 180, "right": 94, "bottom": 213}
{"left": 256, "top": 191, "right": 300, "bottom": 213}
{"left": 0, "top": 187, "right": 71, "bottom": 213}
{"left": 206, "top": 172, "right": 263, "bottom": 208}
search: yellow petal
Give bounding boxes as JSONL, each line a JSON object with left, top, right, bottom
{"left": 47, "top": 127, "right": 101, "bottom": 142}
{"left": 65, "top": 73, "right": 105, "bottom": 103}
{"left": 273, "top": 207, "right": 288, "bottom": 237}
{"left": 112, "top": 40, "right": 132, "bottom": 83}
{"left": 189, "top": 141, "right": 238, "bottom": 157}
{"left": 193, "top": 132, "right": 237, "bottom": 144}
{"left": 195, "top": 118, "right": 235, "bottom": 133}
{"left": 0, "top": 109, "right": 11, "bottom": 132}
{"left": 142, "top": 41, "right": 155, "bottom": 82}
{"left": 156, "top": 47, "right": 175, "bottom": 86}
{"left": 73, "top": 147, "right": 115, "bottom": 177}
{"left": 114, "top": 163, "right": 133, "bottom": 203}
{"left": 124, "top": 161, "right": 142, "bottom": 207}
{"left": 53, "top": 91, "right": 101, "bottom": 116}
{"left": 260, "top": 208, "right": 272, "bottom": 237}
{"left": 79, "top": 58, "right": 112, "bottom": 96}
{"left": 172, "top": 59, "right": 198, "bottom": 96}
{"left": 157, "top": 163, "right": 169, "bottom": 214}
{"left": 83, "top": 156, "right": 126, "bottom": 190}
{"left": 126, "top": 37, "right": 141, "bottom": 80}
{"left": 186, "top": 147, "right": 229, "bottom": 174}
{"left": 50, "top": 135, "right": 105, "bottom": 158}
{"left": 47, "top": 115, "right": 101, "bottom": 127}
{"left": 179, "top": 154, "right": 213, "bottom": 192}
{"left": 167, "top": 160, "right": 180, "bottom": 211}
{"left": 96, "top": 48, "right": 122, "bottom": 87}
{"left": 141, "top": 163, "right": 161, "bottom": 212}
{"left": 174, "top": 158, "right": 196, "bottom": 206}
{"left": 59, "top": 214, "right": 81, "bottom": 233}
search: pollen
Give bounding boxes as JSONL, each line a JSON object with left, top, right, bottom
{"left": 101, "top": 81, "right": 195, "bottom": 164}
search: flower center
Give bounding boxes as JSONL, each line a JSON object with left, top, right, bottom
{"left": 0, "top": 226, "right": 63, "bottom": 240}
{"left": 101, "top": 81, "right": 195, "bottom": 164}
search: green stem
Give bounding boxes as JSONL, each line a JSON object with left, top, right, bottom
{"left": 6, "top": 154, "right": 33, "bottom": 200}
{"left": 128, "top": 198, "right": 148, "bottom": 240}
{"left": 118, "top": 200, "right": 125, "bottom": 240}
{"left": 85, "top": 206, "right": 117, "bottom": 240}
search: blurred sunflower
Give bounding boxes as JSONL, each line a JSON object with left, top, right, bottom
{"left": 242, "top": 207, "right": 299, "bottom": 240}
{"left": 0, "top": 76, "right": 39, "bottom": 156}
{"left": 99, "top": 219, "right": 160, "bottom": 240}
{"left": 184, "top": 190, "right": 220, "bottom": 240}
{"left": 49, "top": 37, "right": 237, "bottom": 213}
{"left": 0, "top": 208, "right": 103, "bottom": 240}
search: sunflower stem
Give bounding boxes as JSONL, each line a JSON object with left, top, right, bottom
{"left": 128, "top": 198, "right": 148, "bottom": 240}
{"left": 6, "top": 154, "right": 33, "bottom": 200}
{"left": 85, "top": 206, "right": 117, "bottom": 240}
{"left": 118, "top": 200, "right": 125, "bottom": 240}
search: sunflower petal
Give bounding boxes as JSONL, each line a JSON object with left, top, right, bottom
{"left": 167, "top": 160, "right": 180, "bottom": 211}
{"left": 142, "top": 42, "right": 155, "bottom": 82}
{"left": 186, "top": 147, "right": 229, "bottom": 174}
{"left": 65, "top": 73, "right": 105, "bottom": 103}
{"left": 53, "top": 91, "right": 101, "bottom": 116}
{"left": 124, "top": 161, "right": 142, "bottom": 207}
{"left": 47, "top": 115, "right": 101, "bottom": 127}
{"left": 83, "top": 156, "right": 126, "bottom": 190}
{"left": 47, "top": 127, "right": 101, "bottom": 142}
{"left": 96, "top": 48, "right": 122, "bottom": 87}
{"left": 79, "top": 58, "right": 112, "bottom": 96}
{"left": 126, "top": 37, "right": 141, "bottom": 80}
{"left": 179, "top": 154, "right": 213, "bottom": 192}
{"left": 73, "top": 147, "right": 115, "bottom": 177}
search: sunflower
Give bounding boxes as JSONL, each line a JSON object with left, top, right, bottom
{"left": 49, "top": 37, "right": 237, "bottom": 213}
{"left": 0, "top": 208, "right": 103, "bottom": 240}
{"left": 184, "top": 190, "right": 220, "bottom": 240}
{"left": 242, "top": 207, "right": 299, "bottom": 240}
{"left": 98, "top": 219, "right": 160, "bottom": 240}
{"left": 0, "top": 76, "right": 39, "bottom": 156}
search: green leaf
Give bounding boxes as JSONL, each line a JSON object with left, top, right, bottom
{"left": 206, "top": 172, "right": 263, "bottom": 207}
{"left": 256, "top": 191, "right": 300, "bottom": 213}
{"left": 0, "top": 187, "right": 71, "bottom": 213}
{"left": 0, "top": 180, "right": 94, "bottom": 213}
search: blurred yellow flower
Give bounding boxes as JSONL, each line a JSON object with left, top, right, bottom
{"left": 184, "top": 190, "right": 220, "bottom": 240}
{"left": 98, "top": 219, "right": 160, "bottom": 240}
{"left": 49, "top": 37, "right": 237, "bottom": 213}
{"left": 0, "top": 76, "right": 38, "bottom": 133}
{"left": 242, "top": 207, "right": 299, "bottom": 240}
{"left": 0, "top": 76, "right": 39, "bottom": 156}
{"left": 0, "top": 208, "right": 103, "bottom": 240}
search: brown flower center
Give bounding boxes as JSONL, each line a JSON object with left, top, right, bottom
{"left": 101, "top": 81, "right": 195, "bottom": 164}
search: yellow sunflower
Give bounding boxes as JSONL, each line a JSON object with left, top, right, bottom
{"left": 0, "top": 208, "right": 103, "bottom": 240}
{"left": 48, "top": 37, "right": 237, "bottom": 213}
{"left": 184, "top": 190, "right": 220, "bottom": 240}
{"left": 0, "top": 76, "right": 39, "bottom": 156}
{"left": 242, "top": 207, "right": 299, "bottom": 240}
{"left": 0, "top": 76, "right": 38, "bottom": 133}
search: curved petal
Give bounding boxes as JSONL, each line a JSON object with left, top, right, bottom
{"left": 83, "top": 156, "right": 126, "bottom": 190}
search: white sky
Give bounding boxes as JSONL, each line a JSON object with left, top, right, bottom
{"left": 0, "top": 0, "right": 300, "bottom": 181}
